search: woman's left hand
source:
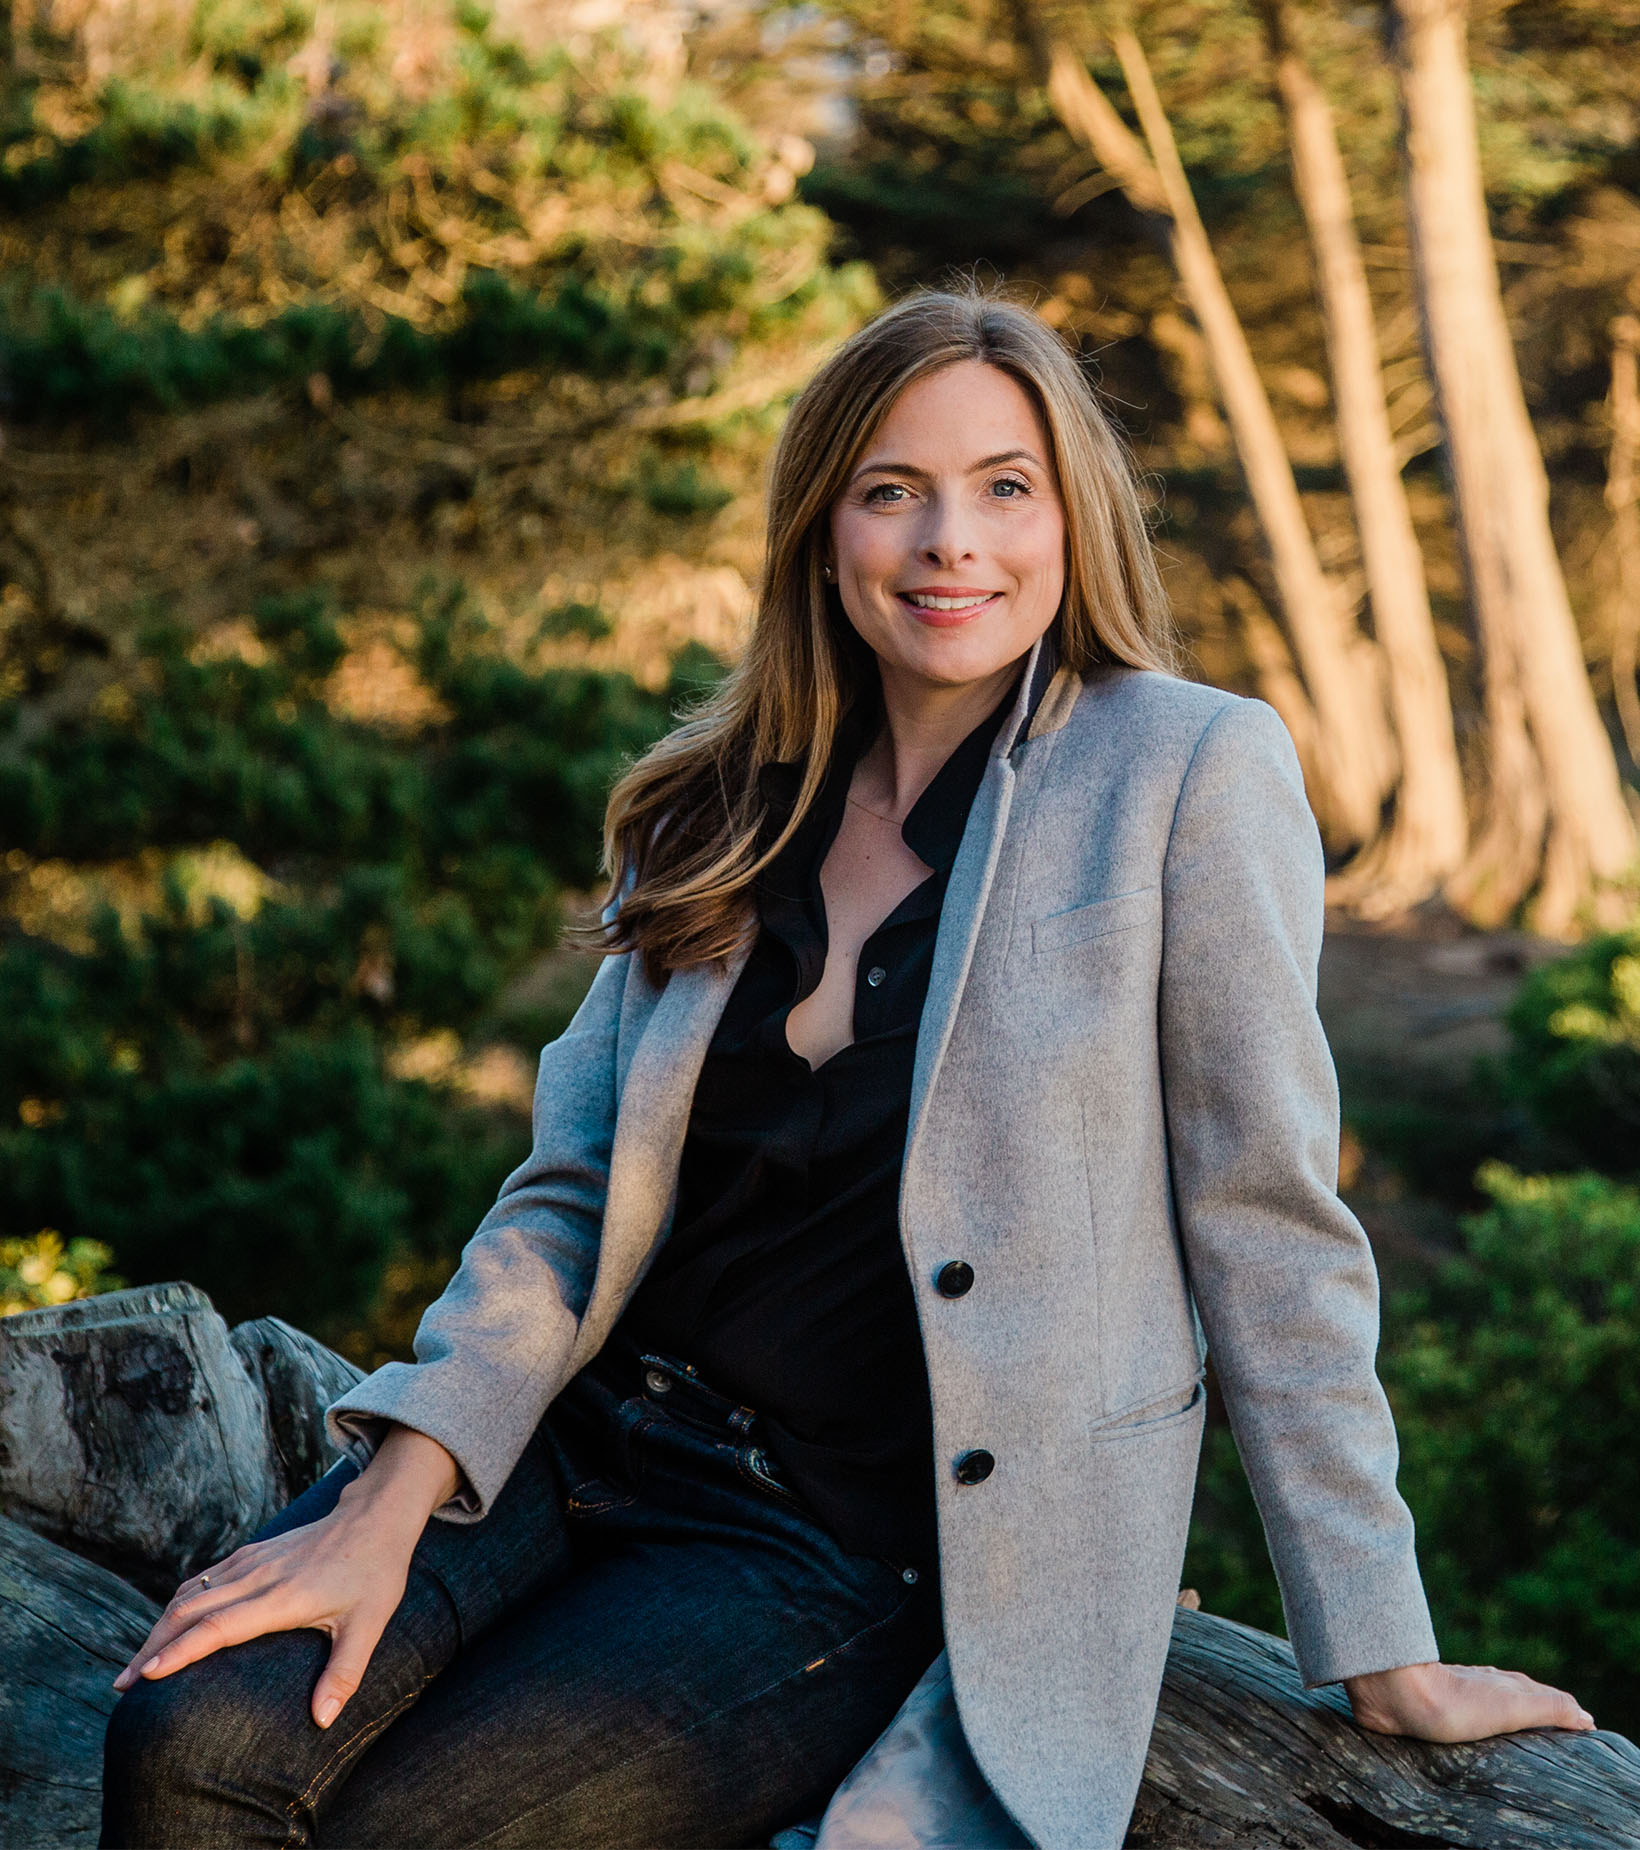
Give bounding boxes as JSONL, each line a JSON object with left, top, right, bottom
{"left": 1345, "top": 1661, "right": 1594, "bottom": 1742}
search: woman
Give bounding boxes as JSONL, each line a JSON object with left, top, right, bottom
{"left": 101, "top": 289, "right": 1592, "bottom": 1850}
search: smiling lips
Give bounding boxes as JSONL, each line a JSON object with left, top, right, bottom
{"left": 897, "top": 587, "right": 1002, "bottom": 626}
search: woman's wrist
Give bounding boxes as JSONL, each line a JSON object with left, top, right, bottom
{"left": 338, "top": 1423, "right": 463, "bottom": 1531}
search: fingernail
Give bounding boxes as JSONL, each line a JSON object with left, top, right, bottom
{"left": 112, "top": 1672, "right": 130, "bottom": 1691}
{"left": 1577, "top": 1710, "right": 1595, "bottom": 1727}
{"left": 316, "top": 1697, "right": 340, "bottom": 1729}
{"left": 140, "top": 1657, "right": 161, "bottom": 1677}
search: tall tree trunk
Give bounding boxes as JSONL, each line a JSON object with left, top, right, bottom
{"left": 1387, "top": 0, "right": 1637, "bottom": 934}
{"left": 1258, "top": 0, "right": 1468, "bottom": 916}
{"left": 1008, "top": 0, "right": 1395, "bottom": 850}
{"left": 1111, "top": 25, "right": 1398, "bottom": 850}
{"left": 1605, "top": 314, "right": 1640, "bottom": 767}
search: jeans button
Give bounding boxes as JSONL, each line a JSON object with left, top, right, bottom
{"left": 953, "top": 1449, "right": 994, "bottom": 1486}
{"left": 644, "top": 1367, "right": 671, "bottom": 1394}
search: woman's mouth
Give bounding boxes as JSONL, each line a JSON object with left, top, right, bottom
{"left": 896, "top": 589, "right": 1001, "bottom": 627}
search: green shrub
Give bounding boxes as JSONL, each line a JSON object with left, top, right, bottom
{"left": 0, "top": 581, "right": 689, "bottom": 1342}
{"left": 1185, "top": 1164, "right": 1640, "bottom": 1737}
{"left": 1502, "top": 928, "right": 1640, "bottom": 1173}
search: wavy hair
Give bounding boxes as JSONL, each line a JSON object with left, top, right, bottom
{"left": 593, "top": 284, "right": 1179, "bottom": 982}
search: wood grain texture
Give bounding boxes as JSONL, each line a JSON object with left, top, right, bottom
{"left": 0, "top": 1514, "right": 160, "bottom": 1850}
{"left": 1128, "top": 1605, "right": 1640, "bottom": 1847}
{"left": 0, "top": 1283, "right": 279, "bottom": 1600}
{"left": 228, "top": 1315, "right": 363, "bottom": 1506}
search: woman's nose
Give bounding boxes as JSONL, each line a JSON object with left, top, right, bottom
{"left": 915, "top": 493, "right": 977, "bottom": 565}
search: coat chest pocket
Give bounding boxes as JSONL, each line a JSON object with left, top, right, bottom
{"left": 1030, "top": 883, "right": 1159, "bottom": 957}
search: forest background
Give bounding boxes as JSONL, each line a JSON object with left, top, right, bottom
{"left": 3, "top": 0, "right": 1640, "bottom": 1738}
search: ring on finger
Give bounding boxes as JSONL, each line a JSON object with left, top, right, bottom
{"left": 200, "top": 1573, "right": 211, "bottom": 1588}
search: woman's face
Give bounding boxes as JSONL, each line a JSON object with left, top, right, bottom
{"left": 827, "top": 359, "right": 1067, "bottom": 695}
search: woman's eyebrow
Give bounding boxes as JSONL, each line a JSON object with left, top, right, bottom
{"left": 848, "top": 448, "right": 1042, "bottom": 482}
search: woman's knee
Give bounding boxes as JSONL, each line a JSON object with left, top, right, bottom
{"left": 100, "top": 1633, "right": 331, "bottom": 1838}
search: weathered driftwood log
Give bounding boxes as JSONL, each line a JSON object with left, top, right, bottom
{"left": 1, "top": 1286, "right": 1637, "bottom": 1850}
{"left": 0, "top": 1284, "right": 281, "bottom": 1601}
{"left": 1128, "top": 1605, "right": 1640, "bottom": 1847}
{"left": 0, "top": 1514, "right": 160, "bottom": 1850}
{"left": 228, "top": 1315, "right": 363, "bottom": 1507}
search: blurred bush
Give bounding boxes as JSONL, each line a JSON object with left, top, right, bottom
{"left": 1501, "top": 928, "right": 1640, "bottom": 1173}
{"left": 0, "top": 1, "right": 868, "bottom": 432}
{"left": 0, "top": 1229, "right": 123, "bottom": 1315}
{"left": 1187, "top": 1162, "right": 1640, "bottom": 1737}
{"left": 0, "top": 577, "right": 702, "bottom": 1346}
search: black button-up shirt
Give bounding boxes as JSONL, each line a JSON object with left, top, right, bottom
{"left": 616, "top": 666, "right": 1030, "bottom": 1569}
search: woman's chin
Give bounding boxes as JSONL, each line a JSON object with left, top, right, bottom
{"left": 875, "top": 629, "right": 1037, "bottom": 693}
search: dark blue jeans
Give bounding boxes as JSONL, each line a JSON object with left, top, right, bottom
{"left": 99, "top": 1347, "right": 944, "bottom": 1849}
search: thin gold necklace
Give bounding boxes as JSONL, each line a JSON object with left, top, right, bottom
{"left": 846, "top": 792, "right": 904, "bottom": 825}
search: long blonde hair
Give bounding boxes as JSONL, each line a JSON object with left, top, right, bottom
{"left": 596, "top": 284, "right": 1178, "bottom": 982}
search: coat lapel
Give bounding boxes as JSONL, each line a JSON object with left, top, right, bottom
{"left": 568, "top": 942, "right": 750, "bottom": 1366}
{"left": 903, "top": 629, "right": 1058, "bottom": 1172}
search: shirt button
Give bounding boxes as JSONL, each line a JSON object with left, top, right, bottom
{"left": 865, "top": 965, "right": 887, "bottom": 987}
{"left": 935, "top": 1260, "right": 975, "bottom": 1298}
{"left": 953, "top": 1449, "right": 994, "bottom": 1486}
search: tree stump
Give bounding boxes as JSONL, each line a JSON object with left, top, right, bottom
{"left": 228, "top": 1315, "right": 362, "bottom": 1507}
{"left": 0, "top": 1283, "right": 281, "bottom": 1601}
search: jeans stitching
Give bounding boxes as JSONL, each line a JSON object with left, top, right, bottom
{"left": 458, "top": 1588, "right": 926, "bottom": 1849}
{"left": 565, "top": 1479, "right": 637, "bottom": 1516}
{"left": 279, "top": 1675, "right": 433, "bottom": 1848}
{"left": 734, "top": 1444, "right": 804, "bottom": 1511}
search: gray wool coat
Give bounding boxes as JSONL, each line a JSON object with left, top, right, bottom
{"left": 327, "top": 627, "right": 1439, "bottom": 1850}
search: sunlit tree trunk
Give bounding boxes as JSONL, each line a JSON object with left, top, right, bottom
{"left": 1605, "top": 314, "right": 1640, "bottom": 767}
{"left": 1008, "top": 0, "right": 1395, "bottom": 849}
{"left": 1258, "top": 0, "right": 1467, "bottom": 916}
{"left": 1387, "top": 0, "right": 1636, "bottom": 933}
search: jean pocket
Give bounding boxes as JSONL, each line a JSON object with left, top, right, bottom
{"left": 565, "top": 1473, "right": 638, "bottom": 1516}
{"left": 737, "top": 1443, "right": 804, "bottom": 1508}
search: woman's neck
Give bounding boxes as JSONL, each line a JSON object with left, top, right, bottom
{"left": 851, "top": 656, "right": 1025, "bottom": 823}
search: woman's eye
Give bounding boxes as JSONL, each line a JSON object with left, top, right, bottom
{"left": 990, "top": 476, "right": 1030, "bottom": 498}
{"left": 863, "top": 483, "right": 908, "bottom": 504}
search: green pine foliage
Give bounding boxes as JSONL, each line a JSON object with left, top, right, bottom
{"left": 0, "top": 582, "right": 687, "bottom": 1341}
{"left": 0, "top": 1, "right": 865, "bottom": 431}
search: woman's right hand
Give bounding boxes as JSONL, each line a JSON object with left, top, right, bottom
{"left": 111, "top": 1426, "right": 461, "bottom": 1730}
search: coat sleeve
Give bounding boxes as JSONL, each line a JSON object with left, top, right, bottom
{"left": 324, "top": 945, "right": 630, "bottom": 1521}
{"left": 1158, "top": 694, "right": 1439, "bottom": 1686}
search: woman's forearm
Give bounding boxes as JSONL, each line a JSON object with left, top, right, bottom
{"left": 338, "top": 1423, "right": 463, "bottom": 1532}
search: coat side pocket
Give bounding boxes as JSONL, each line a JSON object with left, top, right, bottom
{"left": 1085, "top": 1377, "right": 1205, "bottom": 1443}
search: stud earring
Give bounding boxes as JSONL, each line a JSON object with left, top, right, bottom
{"left": 821, "top": 562, "right": 835, "bottom": 581}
